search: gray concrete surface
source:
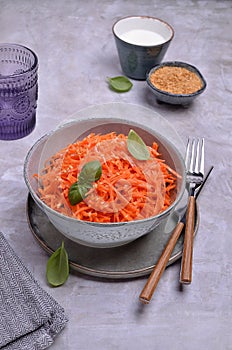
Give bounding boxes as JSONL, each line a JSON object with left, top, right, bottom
{"left": 0, "top": 1, "right": 231, "bottom": 349}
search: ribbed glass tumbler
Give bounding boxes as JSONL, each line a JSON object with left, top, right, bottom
{"left": 0, "top": 44, "right": 38, "bottom": 140}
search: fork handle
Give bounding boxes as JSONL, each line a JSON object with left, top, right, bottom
{"left": 180, "top": 195, "right": 195, "bottom": 284}
{"left": 139, "top": 221, "right": 185, "bottom": 304}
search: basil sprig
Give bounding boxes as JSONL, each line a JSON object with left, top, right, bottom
{"left": 78, "top": 160, "right": 102, "bottom": 183}
{"left": 107, "top": 76, "right": 133, "bottom": 93}
{"left": 127, "top": 129, "right": 150, "bottom": 160}
{"left": 68, "top": 160, "right": 102, "bottom": 205}
{"left": 46, "top": 241, "right": 69, "bottom": 287}
{"left": 68, "top": 182, "right": 92, "bottom": 206}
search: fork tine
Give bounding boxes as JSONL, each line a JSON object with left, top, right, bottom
{"left": 195, "top": 138, "right": 200, "bottom": 174}
{"left": 186, "top": 138, "right": 204, "bottom": 176}
{"left": 200, "top": 138, "right": 204, "bottom": 176}
{"left": 195, "top": 138, "right": 204, "bottom": 175}
{"left": 189, "top": 138, "right": 196, "bottom": 174}
{"left": 185, "top": 138, "right": 191, "bottom": 170}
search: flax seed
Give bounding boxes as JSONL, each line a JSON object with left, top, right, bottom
{"left": 149, "top": 66, "right": 203, "bottom": 94}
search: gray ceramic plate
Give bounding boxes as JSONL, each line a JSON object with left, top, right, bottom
{"left": 27, "top": 193, "right": 199, "bottom": 279}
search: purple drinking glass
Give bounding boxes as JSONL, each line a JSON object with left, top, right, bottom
{"left": 0, "top": 43, "right": 38, "bottom": 140}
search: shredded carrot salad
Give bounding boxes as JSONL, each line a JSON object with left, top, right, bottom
{"left": 36, "top": 132, "right": 178, "bottom": 223}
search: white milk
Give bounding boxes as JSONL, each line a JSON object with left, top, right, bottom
{"left": 120, "top": 29, "right": 165, "bottom": 46}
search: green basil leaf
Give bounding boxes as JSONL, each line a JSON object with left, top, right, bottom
{"left": 78, "top": 160, "right": 102, "bottom": 183}
{"left": 68, "top": 160, "right": 102, "bottom": 205}
{"left": 46, "top": 241, "right": 69, "bottom": 287}
{"left": 68, "top": 181, "right": 92, "bottom": 205}
{"left": 127, "top": 129, "right": 150, "bottom": 160}
{"left": 108, "top": 76, "right": 133, "bottom": 93}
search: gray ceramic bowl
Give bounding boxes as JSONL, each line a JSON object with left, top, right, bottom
{"left": 146, "top": 61, "right": 207, "bottom": 105}
{"left": 24, "top": 104, "right": 186, "bottom": 248}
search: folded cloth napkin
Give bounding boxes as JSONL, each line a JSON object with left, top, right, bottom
{"left": 0, "top": 232, "right": 68, "bottom": 350}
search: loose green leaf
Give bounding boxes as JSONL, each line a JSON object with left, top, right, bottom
{"left": 107, "top": 76, "right": 133, "bottom": 93}
{"left": 46, "top": 241, "right": 69, "bottom": 287}
{"left": 68, "top": 160, "right": 102, "bottom": 205}
{"left": 78, "top": 160, "right": 102, "bottom": 183}
{"left": 127, "top": 129, "right": 150, "bottom": 160}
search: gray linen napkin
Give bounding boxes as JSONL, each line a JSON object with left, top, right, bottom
{"left": 0, "top": 232, "right": 68, "bottom": 350}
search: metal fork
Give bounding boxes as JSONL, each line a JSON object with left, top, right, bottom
{"left": 139, "top": 165, "right": 212, "bottom": 304}
{"left": 179, "top": 137, "right": 205, "bottom": 284}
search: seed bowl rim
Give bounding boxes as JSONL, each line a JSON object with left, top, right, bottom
{"left": 146, "top": 60, "right": 207, "bottom": 98}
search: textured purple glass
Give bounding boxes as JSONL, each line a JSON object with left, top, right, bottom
{"left": 0, "top": 44, "right": 38, "bottom": 140}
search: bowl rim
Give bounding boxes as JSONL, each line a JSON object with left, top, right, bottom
{"left": 112, "top": 15, "right": 174, "bottom": 47}
{"left": 146, "top": 60, "right": 207, "bottom": 97}
{"left": 24, "top": 116, "right": 186, "bottom": 227}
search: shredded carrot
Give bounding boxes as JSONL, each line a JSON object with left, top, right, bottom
{"left": 36, "top": 132, "right": 179, "bottom": 222}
